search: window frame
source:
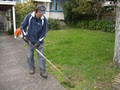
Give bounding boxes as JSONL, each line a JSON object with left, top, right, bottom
{"left": 50, "top": 0, "right": 63, "bottom": 12}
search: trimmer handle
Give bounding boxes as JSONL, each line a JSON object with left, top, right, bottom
{"left": 23, "top": 37, "right": 31, "bottom": 44}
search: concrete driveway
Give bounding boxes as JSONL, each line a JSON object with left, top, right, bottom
{"left": 0, "top": 33, "right": 65, "bottom": 90}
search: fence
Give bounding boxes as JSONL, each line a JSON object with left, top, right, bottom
{"left": 100, "top": 12, "right": 116, "bottom": 22}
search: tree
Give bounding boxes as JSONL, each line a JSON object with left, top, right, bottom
{"left": 93, "top": 1, "right": 103, "bottom": 20}
{"left": 15, "top": 1, "right": 36, "bottom": 28}
{"left": 63, "top": 0, "right": 104, "bottom": 23}
{"left": 113, "top": 1, "right": 120, "bottom": 68}
{"left": 72, "top": 0, "right": 93, "bottom": 15}
{"left": 72, "top": 0, "right": 104, "bottom": 20}
{"left": 63, "top": 0, "right": 76, "bottom": 23}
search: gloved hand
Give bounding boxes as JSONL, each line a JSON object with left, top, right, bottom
{"left": 23, "top": 36, "right": 30, "bottom": 44}
{"left": 33, "top": 41, "right": 40, "bottom": 49}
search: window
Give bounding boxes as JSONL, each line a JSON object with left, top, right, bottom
{"left": 50, "top": 0, "right": 63, "bottom": 12}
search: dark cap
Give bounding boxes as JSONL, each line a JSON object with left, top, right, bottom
{"left": 36, "top": 4, "right": 46, "bottom": 14}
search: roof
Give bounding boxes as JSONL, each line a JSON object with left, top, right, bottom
{"left": 0, "top": 1, "right": 16, "bottom": 6}
{"left": 0, "top": 1, "right": 16, "bottom": 11}
{"left": 33, "top": 0, "right": 51, "bottom": 2}
{"left": 102, "top": 1, "right": 115, "bottom": 7}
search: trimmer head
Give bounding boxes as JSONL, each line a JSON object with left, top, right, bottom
{"left": 61, "top": 80, "right": 75, "bottom": 88}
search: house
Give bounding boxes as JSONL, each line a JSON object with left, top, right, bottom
{"left": 0, "top": 1, "right": 16, "bottom": 32}
{"left": 102, "top": 0, "right": 116, "bottom": 10}
{"left": 41, "top": 0, "right": 64, "bottom": 20}
{"left": 101, "top": 0, "right": 116, "bottom": 22}
{"left": 0, "top": 0, "right": 64, "bottom": 34}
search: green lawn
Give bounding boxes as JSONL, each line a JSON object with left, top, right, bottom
{"left": 35, "top": 28, "right": 119, "bottom": 90}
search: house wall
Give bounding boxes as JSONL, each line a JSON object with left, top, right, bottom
{"left": 42, "top": 2, "right": 64, "bottom": 20}
{"left": 48, "top": 12, "right": 64, "bottom": 20}
{"left": 45, "top": 11, "right": 64, "bottom": 20}
{"left": 43, "top": 2, "right": 50, "bottom": 19}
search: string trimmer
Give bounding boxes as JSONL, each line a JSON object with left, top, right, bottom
{"left": 25, "top": 40, "right": 75, "bottom": 88}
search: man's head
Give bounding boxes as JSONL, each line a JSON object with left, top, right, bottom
{"left": 35, "top": 4, "right": 46, "bottom": 18}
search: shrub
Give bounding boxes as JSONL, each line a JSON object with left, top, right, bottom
{"left": 95, "top": 20, "right": 103, "bottom": 30}
{"left": 63, "top": 0, "right": 103, "bottom": 24}
{"left": 75, "top": 20, "right": 115, "bottom": 32}
{"left": 88, "top": 20, "right": 97, "bottom": 30}
{"left": 15, "top": 1, "right": 36, "bottom": 28}
{"left": 76, "top": 20, "right": 89, "bottom": 29}
{"left": 7, "top": 29, "right": 14, "bottom": 35}
{"left": 63, "top": 0, "right": 77, "bottom": 24}
{"left": 48, "top": 18, "right": 60, "bottom": 30}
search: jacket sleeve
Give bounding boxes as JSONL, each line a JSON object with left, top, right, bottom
{"left": 20, "top": 14, "right": 30, "bottom": 37}
{"left": 38, "top": 17, "right": 48, "bottom": 42}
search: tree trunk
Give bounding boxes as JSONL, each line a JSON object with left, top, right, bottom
{"left": 96, "top": 11, "right": 100, "bottom": 21}
{"left": 113, "top": 3, "right": 120, "bottom": 68}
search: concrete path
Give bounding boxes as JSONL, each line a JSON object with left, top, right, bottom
{"left": 0, "top": 33, "right": 65, "bottom": 90}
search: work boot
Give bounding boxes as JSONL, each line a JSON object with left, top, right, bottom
{"left": 29, "top": 68, "right": 35, "bottom": 75}
{"left": 40, "top": 72, "right": 48, "bottom": 78}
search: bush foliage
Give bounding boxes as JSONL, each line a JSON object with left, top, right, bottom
{"left": 74, "top": 20, "right": 115, "bottom": 32}
{"left": 63, "top": 0, "right": 103, "bottom": 23}
{"left": 7, "top": 29, "right": 14, "bottom": 35}
{"left": 48, "top": 18, "right": 60, "bottom": 30}
{"left": 15, "top": 1, "right": 36, "bottom": 28}
{"left": 63, "top": 0, "right": 77, "bottom": 24}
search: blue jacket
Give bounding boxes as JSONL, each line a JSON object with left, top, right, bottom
{"left": 20, "top": 11, "right": 47, "bottom": 44}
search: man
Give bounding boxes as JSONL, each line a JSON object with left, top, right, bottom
{"left": 20, "top": 4, "right": 48, "bottom": 78}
